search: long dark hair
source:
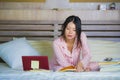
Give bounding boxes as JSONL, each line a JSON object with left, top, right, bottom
{"left": 61, "top": 15, "right": 82, "bottom": 47}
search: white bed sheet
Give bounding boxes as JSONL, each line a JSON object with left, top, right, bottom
{"left": 0, "top": 63, "right": 120, "bottom": 80}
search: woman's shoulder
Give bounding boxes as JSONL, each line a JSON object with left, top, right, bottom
{"left": 81, "top": 32, "right": 87, "bottom": 37}
{"left": 53, "top": 36, "right": 64, "bottom": 44}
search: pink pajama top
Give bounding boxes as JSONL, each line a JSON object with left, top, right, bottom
{"left": 51, "top": 32, "right": 91, "bottom": 71}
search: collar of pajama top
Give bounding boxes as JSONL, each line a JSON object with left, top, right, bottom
{"left": 59, "top": 37, "right": 81, "bottom": 65}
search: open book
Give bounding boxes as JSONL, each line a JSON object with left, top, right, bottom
{"left": 100, "top": 64, "right": 120, "bottom": 71}
{"left": 99, "top": 61, "right": 120, "bottom": 71}
{"left": 99, "top": 61, "right": 120, "bottom": 65}
{"left": 59, "top": 66, "right": 76, "bottom": 72}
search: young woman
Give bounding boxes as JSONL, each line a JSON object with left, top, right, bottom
{"left": 51, "top": 15, "right": 100, "bottom": 72}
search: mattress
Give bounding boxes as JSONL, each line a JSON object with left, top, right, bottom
{"left": 0, "top": 63, "right": 120, "bottom": 80}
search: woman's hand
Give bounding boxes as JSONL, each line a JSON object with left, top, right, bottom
{"left": 85, "top": 67, "right": 90, "bottom": 71}
{"left": 75, "top": 61, "right": 84, "bottom": 72}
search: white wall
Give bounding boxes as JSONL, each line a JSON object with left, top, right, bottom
{"left": 0, "top": 0, "right": 120, "bottom": 10}
{"left": 42, "top": 0, "right": 120, "bottom": 10}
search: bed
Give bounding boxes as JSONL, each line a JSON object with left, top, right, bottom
{"left": 0, "top": 20, "right": 120, "bottom": 80}
{"left": 0, "top": 62, "right": 120, "bottom": 80}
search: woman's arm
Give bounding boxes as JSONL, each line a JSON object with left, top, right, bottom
{"left": 80, "top": 32, "right": 91, "bottom": 69}
{"left": 53, "top": 40, "right": 72, "bottom": 68}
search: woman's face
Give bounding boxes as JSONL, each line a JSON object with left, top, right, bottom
{"left": 65, "top": 22, "right": 77, "bottom": 40}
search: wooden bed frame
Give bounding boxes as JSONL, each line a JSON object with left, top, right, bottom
{"left": 0, "top": 20, "right": 120, "bottom": 62}
{"left": 0, "top": 20, "right": 120, "bottom": 43}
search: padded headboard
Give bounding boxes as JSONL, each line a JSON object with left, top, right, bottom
{"left": 0, "top": 20, "right": 120, "bottom": 43}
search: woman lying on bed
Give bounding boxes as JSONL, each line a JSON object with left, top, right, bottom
{"left": 51, "top": 15, "right": 100, "bottom": 72}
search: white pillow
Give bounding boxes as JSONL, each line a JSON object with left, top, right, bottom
{"left": 0, "top": 38, "right": 40, "bottom": 69}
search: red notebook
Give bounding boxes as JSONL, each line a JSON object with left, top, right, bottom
{"left": 22, "top": 56, "right": 49, "bottom": 71}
